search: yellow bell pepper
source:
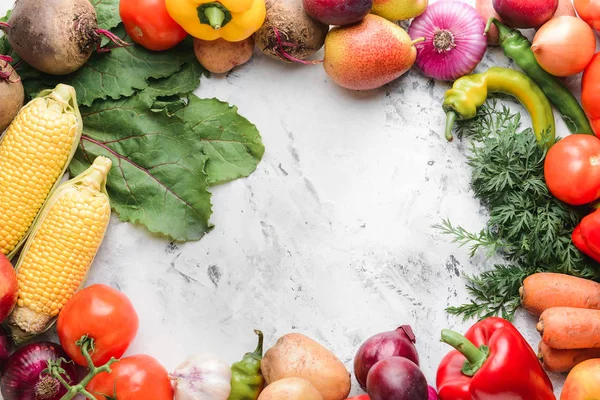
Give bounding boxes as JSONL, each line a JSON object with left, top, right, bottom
{"left": 166, "top": 0, "right": 266, "bottom": 42}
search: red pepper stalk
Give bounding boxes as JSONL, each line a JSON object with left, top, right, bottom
{"left": 436, "top": 317, "right": 555, "bottom": 400}
{"left": 573, "top": 209, "right": 600, "bottom": 263}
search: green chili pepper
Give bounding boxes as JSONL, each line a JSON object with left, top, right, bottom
{"left": 229, "top": 330, "right": 265, "bottom": 400}
{"left": 443, "top": 67, "right": 555, "bottom": 147}
{"left": 487, "top": 18, "right": 593, "bottom": 135}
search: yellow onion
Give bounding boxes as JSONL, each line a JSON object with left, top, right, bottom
{"left": 532, "top": 16, "right": 596, "bottom": 77}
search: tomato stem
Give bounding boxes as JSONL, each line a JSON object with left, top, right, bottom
{"left": 45, "top": 335, "right": 119, "bottom": 400}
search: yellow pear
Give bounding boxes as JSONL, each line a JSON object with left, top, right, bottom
{"left": 371, "top": 0, "right": 427, "bottom": 21}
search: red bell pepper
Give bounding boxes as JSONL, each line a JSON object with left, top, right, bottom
{"left": 573, "top": 209, "right": 600, "bottom": 263}
{"left": 436, "top": 317, "right": 555, "bottom": 400}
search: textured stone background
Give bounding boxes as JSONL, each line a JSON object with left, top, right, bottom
{"left": 1, "top": 0, "right": 581, "bottom": 395}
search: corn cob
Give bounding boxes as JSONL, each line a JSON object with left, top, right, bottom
{"left": 0, "top": 84, "right": 82, "bottom": 259}
{"left": 9, "top": 156, "right": 112, "bottom": 340}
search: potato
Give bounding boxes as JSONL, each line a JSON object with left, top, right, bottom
{"left": 0, "top": 60, "right": 24, "bottom": 133}
{"left": 193, "top": 37, "right": 255, "bottom": 74}
{"left": 258, "top": 377, "right": 323, "bottom": 400}
{"left": 476, "top": 0, "right": 502, "bottom": 45}
{"left": 253, "top": 0, "right": 329, "bottom": 63}
{"left": 261, "top": 333, "right": 351, "bottom": 400}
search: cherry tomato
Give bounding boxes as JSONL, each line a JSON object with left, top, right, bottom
{"left": 120, "top": 0, "right": 188, "bottom": 51}
{"left": 87, "top": 354, "right": 173, "bottom": 400}
{"left": 57, "top": 284, "right": 139, "bottom": 366}
{"left": 544, "top": 134, "right": 600, "bottom": 205}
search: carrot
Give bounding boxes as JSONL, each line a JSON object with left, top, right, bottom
{"left": 520, "top": 272, "right": 600, "bottom": 316}
{"left": 537, "top": 307, "right": 600, "bottom": 350}
{"left": 538, "top": 341, "right": 600, "bottom": 373}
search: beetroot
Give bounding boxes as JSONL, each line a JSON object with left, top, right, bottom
{"left": 354, "top": 326, "right": 420, "bottom": 390}
{"left": 366, "top": 357, "right": 428, "bottom": 400}
{"left": 0, "top": 0, "right": 127, "bottom": 75}
{"left": 303, "top": 0, "right": 373, "bottom": 26}
{"left": 0, "top": 56, "right": 23, "bottom": 132}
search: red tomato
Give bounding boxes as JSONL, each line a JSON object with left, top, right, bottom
{"left": 120, "top": 0, "right": 188, "bottom": 51}
{"left": 57, "top": 284, "right": 139, "bottom": 366}
{"left": 544, "top": 134, "right": 600, "bottom": 205}
{"left": 0, "top": 253, "right": 17, "bottom": 323}
{"left": 575, "top": 0, "right": 600, "bottom": 33}
{"left": 582, "top": 53, "right": 600, "bottom": 136}
{"left": 87, "top": 354, "right": 173, "bottom": 400}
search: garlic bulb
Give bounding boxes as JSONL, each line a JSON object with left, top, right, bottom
{"left": 172, "top": 354, "right": 232, "bottom": 400}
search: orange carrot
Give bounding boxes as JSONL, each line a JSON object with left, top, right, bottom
{"left": 538, "top": 307, "right": 600, "bottom": 350}
{"left": 520, "top": 273, "right": 600, "bottom": 316}
{"left": 538, "top": 341, "right": 600, "bottom": 373}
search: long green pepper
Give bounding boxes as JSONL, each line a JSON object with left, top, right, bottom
{"left": 229, "top": 330, "right": 265, "bottom": 400}
{"left": 487, "top": 18, "right": 594, "bottom": 135}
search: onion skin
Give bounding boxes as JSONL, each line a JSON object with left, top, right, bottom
{"left": 0, "top": 326, "right": 10, "bottom": 370}
{"left": 532, "top": 16, "right": 596, "bottom": 77}
{"left": 353, "top": 326, "right": 420, "bottom": 391}
{"left": 408, "top": 0, "right": 488, "bottom": 81}
{"left": 1, "top": 342, "right": 78, "bottom": 400}
{"left": 428, "top": 385, "right": 439, "bottom": 399}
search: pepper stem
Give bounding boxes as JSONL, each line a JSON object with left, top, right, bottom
{"left": 253, "top": 329, "right": 264, "bottom": 358}
{"left": 204, "top": 6, "right": 225, "bottom": 30}
{"left": 197, "top": 2, "right": 233, "bottom": 30}
{"left": 440, "top": 329, "right": 489, "bottom": 377}
{"left": 486, "top": 18, "right": 512, "bottom": 43}
{"left": 445, "top": 111, "right": 457, "bottom": 142}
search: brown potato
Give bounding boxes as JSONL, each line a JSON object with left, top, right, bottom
{"left": 0, "top": 60, "right": 24, "bottom": 133}
{"left": 193, "top": 37, "right": 255, "bottom": 74}
{"left": 258, "top": 378, "right": 324, "bottom": 400}
{"left": 261, "top": 333, "right": 351, "bottom": 400}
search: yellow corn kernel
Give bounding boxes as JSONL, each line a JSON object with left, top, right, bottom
{"left": 0, "top": 84, "right": 82, "bottom": 258}
{"left": 10, "top": 156, "right": 112, "bottom": 337}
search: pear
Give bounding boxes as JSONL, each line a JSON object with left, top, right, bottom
{"left": 323, "top": 14, "right": 422, "bottom": 90}
{"left": 371, "top": 0, "right": 427, "bottom": 21}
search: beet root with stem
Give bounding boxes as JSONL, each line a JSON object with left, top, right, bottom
{"left": 253, "top": 0, "right": 329, "bottom": 63}
{"left": 0, "top": 57, "right": 24, "bottom": 133}
{"left": 0, "top": 0, "right": 127, "bottom": 75}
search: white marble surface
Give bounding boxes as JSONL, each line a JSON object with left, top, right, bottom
{"left": 1, "top": 0, "right": 579, "bottom": 396}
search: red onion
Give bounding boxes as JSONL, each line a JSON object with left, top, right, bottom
{"left": 1, "top": 342, "right": 78, "bottom": 400}
{"left": 428, "top": 385, "right": 439, "bottom": 399}
{"left": 354, "top": 326, "right": 419, "bottom": 391}
{"left": 408, "top": 0, "right": 487, "bottom": 81}
{"left": 0, "top": 326, "right": 10, "bottom": 370}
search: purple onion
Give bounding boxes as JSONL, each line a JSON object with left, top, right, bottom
{"left": 354, "top": 326, "right": 420, "bottom": 391}
{"left": 0, "top": 326, "right": 10, "bottom": 370}
{"left": 428, "top": 385, "right": 439, "bottom": 400}
{"left": 1, "top": 342, "right": 78, "bottom": 400}
{"left": 408, "top": 0, "right": 488, "bottom": 81}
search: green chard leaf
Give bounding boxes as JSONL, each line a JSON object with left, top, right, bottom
{"left": 23, "top": 26, "right": 197, "bottom": 106}
{"left": 69, "top": 82, "right": 264, "bottom": 241}
{"left": 177, "top": 96, "right": 265, "bottom": 186}
{"left": 70, "top": 93, "right": 214, "bottom": 242}
{"left": 92, "top": 0, "right": 121, "bottom": 30}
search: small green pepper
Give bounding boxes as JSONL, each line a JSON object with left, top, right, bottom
{"left": 444, "top": 67, "right": 555, "bottom": 147}
{"left": 229, "top": 330, "right": 265, "bottom": 400}
{"left": 487, "top": 18, "right": 594, "bottom": 135}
